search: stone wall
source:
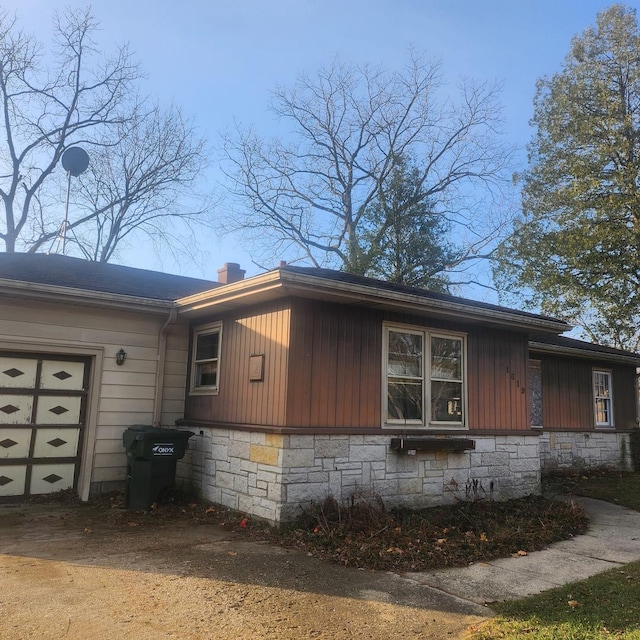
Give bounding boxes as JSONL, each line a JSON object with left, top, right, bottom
{"left": 539, "top": 430, "right": 632, "bottom": 471}
{"left": 177, "top": 427, "right": 542, "bottom": 523}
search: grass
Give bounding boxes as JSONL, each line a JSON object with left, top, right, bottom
{"left": 465, "top": 470, "right": 640, "bottom": 640}
{"left": 545, "top": 469, "right": 640, "bottom": 512}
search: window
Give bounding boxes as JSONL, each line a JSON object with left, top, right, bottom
{"left": 529, "top": 359, "right": 543, "bottom": 428}
{"left": 384, "top": 325, "right": 466, "bottom": 427}
{"left": 593, "top": 370, "right": 613, "bottom": 427}
{"left": 191, "top": 323, "right": 222, "bottom": 393}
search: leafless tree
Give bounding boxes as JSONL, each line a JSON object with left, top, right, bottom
{"left": 0, "top": 8, "right": 209, "bottom": 260}
{"left": 29, "top": 103, "right": 209, "bottom": 262}
{"left": 221, "top": 53, "right": 516, "bottom": 281}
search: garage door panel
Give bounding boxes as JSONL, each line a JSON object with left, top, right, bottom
{"left": 0, "top": 353, "right": 88, "bottom": 499}
{"left": 0, "top": 428, "right": 32, "bottom": 458}
{"left": 0, "top": 465, "right": 27, "bottom": 496}
{"left": 0, "top": 395, "right": 34, "bottom": 424}
{"left": 33, "top": 428, "right": 80, "bottom": 458}
{"left": 40, "top": 361, "right": 85, "bottom": 391}
{"left": 29, "top": 463, "right": 75, "bottom": 494}
{"left": 0, "top": 358, "right": 37, "bottom": 388}
{"left": 35, "top": 396, "right": 82, "bottom": 425}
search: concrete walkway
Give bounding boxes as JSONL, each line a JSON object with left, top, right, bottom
{"left": 404, "top": 497, "right": 640, "bottom": 605}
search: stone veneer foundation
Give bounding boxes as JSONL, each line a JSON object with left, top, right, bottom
{"left": 539, "top": 430, "right": 632, "bottom": 471}
{"left": 176, "top": 428, "right": 542, "bottom": 524}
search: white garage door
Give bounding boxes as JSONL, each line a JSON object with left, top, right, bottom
{"left": 0, "top": 353, "right": 89, "bottom": 499}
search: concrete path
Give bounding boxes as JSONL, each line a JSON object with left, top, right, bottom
{"left": 404, "top": 497, "right": 640, "bottom": 605}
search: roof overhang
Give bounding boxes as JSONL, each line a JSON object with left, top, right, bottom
{"left": 177, "top": 269, "right": 570, "bottom": 333}
{"left": 530, "top": 340, "right": 640, "bottom": 366}
{"left": 0, "top": 278, "right": 175, "bottom": 315}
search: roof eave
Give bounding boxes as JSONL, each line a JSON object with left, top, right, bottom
{"left": 177, "top": 269, "right": 570, "bottom": 333}
{"left": 0, "top": 278, "right": 176, "bottom": 314}
{"left": 530, "top": 340, "right": 640, "bottom": 366}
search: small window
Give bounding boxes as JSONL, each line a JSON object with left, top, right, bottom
{"left": 191, "top": 323, "right": 222, "bottom": 393}
{"left": 593, "top": 370, "right": 613, "bottom": 427}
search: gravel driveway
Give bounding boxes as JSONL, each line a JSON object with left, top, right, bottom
{"left": 0, "top": 503, "right": 489, "bottom": 639}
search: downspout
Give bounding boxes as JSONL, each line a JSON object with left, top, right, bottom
{"left": 153, "top": 306, "right": 178, "bottom": 425}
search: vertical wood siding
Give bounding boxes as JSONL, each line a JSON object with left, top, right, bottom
{"left": 539, "top": 354, "right": 638, "bottom": 430}
{"left": 285, "top": 301, "right": 530, "bottom": 430}
{"left": 287, "top": 300, "right": 381, "bottom": 428}
{"left": 185, "top": 301, "right": 290, "bottom": 426}
{"left": 466, "top": 327, "right": 529, "bottom": 430}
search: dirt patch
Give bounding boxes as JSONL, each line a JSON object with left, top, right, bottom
{"left": 0, "top": 500, "right": 488, "bottom": 639}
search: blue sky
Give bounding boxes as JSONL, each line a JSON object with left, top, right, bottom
{"left": 3, "top": 0, "right": 631, "bottom": 290}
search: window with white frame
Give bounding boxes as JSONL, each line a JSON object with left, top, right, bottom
{"left": 384, "top": 325, "right": 466, "bottom": 427}
{"left": 593, "top": 369, "right": 613, "bottom": 427}
{"left": 191, "top": 323, "right": 222, "bottom": 393}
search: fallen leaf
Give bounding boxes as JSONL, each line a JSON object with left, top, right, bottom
{"left": 568, "top": 600, "right": 579, "bottom": 608}
{"left": 127, "top": 522, "right": 139, "bottom": 527}
{"left": 83, "top": 527, "right": 94, "bottom": 534}
{"left": 227, "top": 551, "right": 237, "bottom": 556}
{"left": 480, "top": 532, "right": 488, "bottom": 542}
{"left": 517, "top": 550, "right": 528, "bottom": 556}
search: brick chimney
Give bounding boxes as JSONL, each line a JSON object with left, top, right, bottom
{"left": 217, "top": 262, "right": 245, "bottom": 284}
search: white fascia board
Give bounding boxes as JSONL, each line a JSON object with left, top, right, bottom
{"left": 0, "top": 278, "right": 174, "bottom": 314}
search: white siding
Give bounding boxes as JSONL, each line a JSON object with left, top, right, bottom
{"left": 0, "top": 298, "right": 190, "bottom": 498}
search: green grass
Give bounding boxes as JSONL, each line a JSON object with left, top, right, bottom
{"left": 469, "top": 562, "right": 640, "bottom": 639}
{"left": 466, "top": 471, "right": 640, "bottom": 640}
{"left": 545, "top": 470, "right": 640, "bottom": 512}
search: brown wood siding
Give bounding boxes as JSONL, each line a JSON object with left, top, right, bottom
{"left": 185, "top": 301, "right": 290, "bottom": 426}
{"left": 613, "top": 363, "right": 638, "bottom": 429}
{"left": 286, "top": 300, "right": 530, "bottom": 431}
{"left": 466, "top": 327, "right": 529, "bottom": 431}
{"left": 286, "top": 300, "right": 381, "bottom": 428}
{"left": 538, "top": 354, "right": 637, "bottom": 430}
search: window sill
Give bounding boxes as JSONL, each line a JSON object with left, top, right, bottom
{"left": 189, "top": 388, "right": 219, "bottom": 396}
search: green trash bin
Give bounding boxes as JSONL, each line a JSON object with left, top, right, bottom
{"left": 123, "top": 425, "right": 194, "bottom": 510}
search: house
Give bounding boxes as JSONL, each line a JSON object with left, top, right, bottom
{"left": 0, "top": 254, "right": 638, "bottom": 523}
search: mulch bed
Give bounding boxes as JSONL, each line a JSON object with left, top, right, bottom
{"left": 27, "top": 488, "right": 588, "bottom": 573}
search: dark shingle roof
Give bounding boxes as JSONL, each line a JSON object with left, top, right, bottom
{"left": 531, "top": 333, "right": 640, "bottom": 362}
{"left": 279, "top": 265, "right": 568, "bottom": 327}
{"left": 0, "top": 253, "right": 219, "bottom": 301}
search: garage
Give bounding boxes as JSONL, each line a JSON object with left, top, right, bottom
{"left": 0, "top": 353, "right": 90, "bottom": 499}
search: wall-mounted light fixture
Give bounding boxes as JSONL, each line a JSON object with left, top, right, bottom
{"left": 116, "top": 348, "right": 127, "bottom": 366}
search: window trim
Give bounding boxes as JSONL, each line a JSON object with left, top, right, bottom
{"left": 593, "top": 368, "right": 614, "bottom": 428}
{"left": 382, "top": 323, "right": 468, "bottom": 429}
{"left": 190, "top": 322, "right": 222, "bottom": 395}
